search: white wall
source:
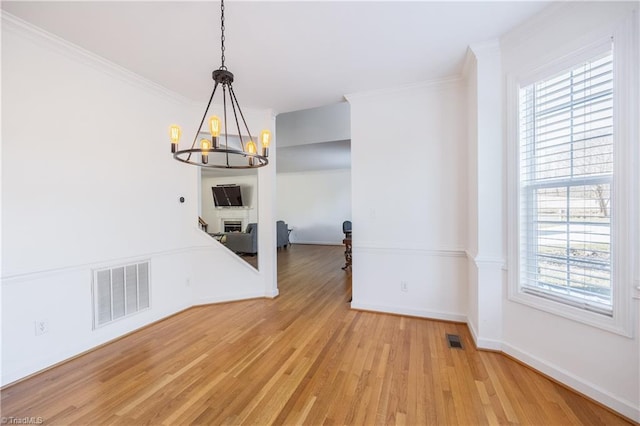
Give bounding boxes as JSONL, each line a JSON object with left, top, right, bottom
{"left": 276, "top": 169, "right": 351, "bottom": 245}
{"left": 499, "top": 3, "right": 639, "bottom": 421}
{"left": 347, "top": 79, "right": 468, "bottom": 321}
{"left": 1, "top": 14, "right": 277, "bottom": 386}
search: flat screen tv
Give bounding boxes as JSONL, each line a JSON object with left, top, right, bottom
{"left": 212, "top": 185, "right": 243, "bottom": 207}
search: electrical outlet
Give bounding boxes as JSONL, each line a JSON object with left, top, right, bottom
{"left": 400, "top": 281, "right": 408, "bottom": 292}
{"left": 35, "top": 319, "right": 49, "bottom": 336}
{"left": 185, "top": 278, "right": 191, "bottom": 287}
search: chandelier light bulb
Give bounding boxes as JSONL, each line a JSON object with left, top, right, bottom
{"left": 201, "top": 139, "right": 211, "bottom": 164}
{"left": 209, "top": 116, "right": 221, "bottom": 137}
{"left": 246, "top": 140, "right": 257, "bottom": 166}
{"left": 260, "top": 129, "right": 271, "bottom": 157}
{"left": 169, "top": 124, "right": 182, "bottom": 153}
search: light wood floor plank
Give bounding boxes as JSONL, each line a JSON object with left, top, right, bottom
{"left": 1, "top": 244, "right": 633, "bottom": 425}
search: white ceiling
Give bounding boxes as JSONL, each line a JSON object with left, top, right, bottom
{"left": 2, "top": 1, "right": 550, "bottom": 114}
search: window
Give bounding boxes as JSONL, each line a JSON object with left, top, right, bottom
{"left": 518, "top": 49, "right": 614, "bottom": 315}
{"left": 508, "top": 19, "right": 637, "bottom": 336}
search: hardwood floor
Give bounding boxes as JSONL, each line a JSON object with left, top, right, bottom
{"left": 1, "top": 244, "right": 632, "bottom": 425}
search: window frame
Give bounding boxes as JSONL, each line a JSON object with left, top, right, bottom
{"left": 506, "top": 27, "right": 637, "bottom": 337}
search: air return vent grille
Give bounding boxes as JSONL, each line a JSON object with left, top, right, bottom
{"left": 93, "top": 261, "right": 150, "bottom": 329}
{"left": 446, "top": 334, "right": 463, "bottom": 349}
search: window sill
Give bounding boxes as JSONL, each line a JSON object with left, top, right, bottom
{"left": 507, "top": 287, "right": 633, "bottom": 338}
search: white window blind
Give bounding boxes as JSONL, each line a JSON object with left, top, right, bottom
{"left": 518, "top": 49, "right": 613, "bottom": 315}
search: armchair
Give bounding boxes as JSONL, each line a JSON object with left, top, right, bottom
{"left": 224, "top": 223, "right": 257, "bottom": 254}
{"left": 277, "top": 220, "right": 289, "bottom": 249}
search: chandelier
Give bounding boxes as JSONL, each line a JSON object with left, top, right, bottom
{"left": 169, "top": 0, "right": 271, "bottom": 169}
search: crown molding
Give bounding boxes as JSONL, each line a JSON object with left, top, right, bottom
{"left": 344, "top": 75, "right": 463, "bottom": 104}
{"left": 462, "top": 39, "right": 500, "bottom": 80}
{"left": 461, "top": 47, "right": 476, "bottom": 79}
{"left": 499, "top": 2, "right": 572, "bottom": 51}
{"left": 500, "top": 2, "right": 637, "bottom": 53}
{"left": 469, "top": 39, "right": 501, "bottom": 58}
{"left": 1, "top": 11, "right": 192, "bottom": 106}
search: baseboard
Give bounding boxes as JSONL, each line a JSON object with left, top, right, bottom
{"left": 502, "top": 342, "right": 640, "bottom": 423}
{"left": 264, "top": 288, "right": 279, "bottom": 298}
{"left": 291, "top": 240, "right": 342, "bottom": 246}
{"left": 193, "top": 290, "right": 273, "bottom": 306}
{"left": 350, "top": 301, "right": 466, "bottom": 323}
{"left": 466, "top": 320, "right": 503, "bottom": 351}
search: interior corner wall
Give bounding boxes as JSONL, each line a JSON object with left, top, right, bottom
{"left": 465, "top": 54, "right": 480, "bottom": 340}
{"left": 276, "top": 169, "right": 351, "bottom": 245}
{"left": 466, "top": 41, "right": 504, "bottom": 351}
{"left": 347, "top": 80, "right": 467, "bottom": 321}
{"left": 499, "top": 2, "right": 639, "bottom": 420}
{"left": 0, "top": 15, "right": 277, "bottom": 386}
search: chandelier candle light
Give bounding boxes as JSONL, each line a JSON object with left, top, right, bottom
{"left": 169, "top": 0, "right": 271, "bottom": 169}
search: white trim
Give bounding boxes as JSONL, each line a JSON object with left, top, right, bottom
{"left": 499, "top": 3, "right": 572, "bottom": 51}
{"left": 467, "top": 320, "right": 503, "bottom": 352}
{"left": 345, "top": 76, "right": 462, "bottom": 103}
{"left": 275, "top": 167, "right": 351, "bottom": 177}
{"left": 460, "top": 47, "right": 475, "bottom": 79}
{"left": 1, "top": 12, "right": 190, "bottom": 106}
{"left": 465, "top": 251, "right": 507, "bottom": 271}
{"left": 2, "top": 250, "right": 188, "bottom": 284}
{"left": 193, "top": 290, "right": 274, "bottom": 306}
{"left": 469, "top": 39, "right": 501, "bottom": 58}
{"left": 264, "top": 288, "right": 279, "bottom": 299}
{"left": 506, "top": 70, "right": 520, "bottom": 304}
{"left": 1, "top": 228, "right": 248, "bottom": 283}
{"left": 500, "top": 2, "right": 636, "bottom": 70}
{"left": 467, "top": 319, "right": 479, "bottom": 346}
{"left": 291, "top": 240, "right": 342, "bottom": 246}
{"left": 350, "top": 301, "right": 466, "bottom": 323}
{"left": 610, "top": 10, "right": 639, "bottom": 337}
{"left": 502, "top": 342, "right": 640, "bottom": 422}
{"left": 356, "top": 246, "right": 467, "bottom": 258}
{"left": 468, "top": 254, "right": 506, "bottom": 267}
{"left": 517, "top": 39, "right": 612, "bottom": 87}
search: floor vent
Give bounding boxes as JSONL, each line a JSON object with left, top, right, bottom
{"left": 446, "top": 334, "right": 463, "bottom": 349}
{"left": 93, "top": 261, "right": 150, "bottom": 329}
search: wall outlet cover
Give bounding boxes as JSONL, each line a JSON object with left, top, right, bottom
{"left": 35, "top": 320, "right": 49, "bottom": 336}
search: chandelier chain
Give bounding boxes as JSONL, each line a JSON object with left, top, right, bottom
{"left": 220, "top": 0, "right": 226, "bottom": 70}
{"left": 170, "top": 0, "right": 269, "bottom": 169}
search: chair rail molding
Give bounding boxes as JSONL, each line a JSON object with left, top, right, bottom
{"left": 355, "top": 245, "right": 466, "bottom": 258}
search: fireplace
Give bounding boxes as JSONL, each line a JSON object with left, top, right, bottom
{"left": 216, "top": 208, "right": 250, "bottom": 233}
{"left": 223, "top": 220, "right": 243, "bottom": 233}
